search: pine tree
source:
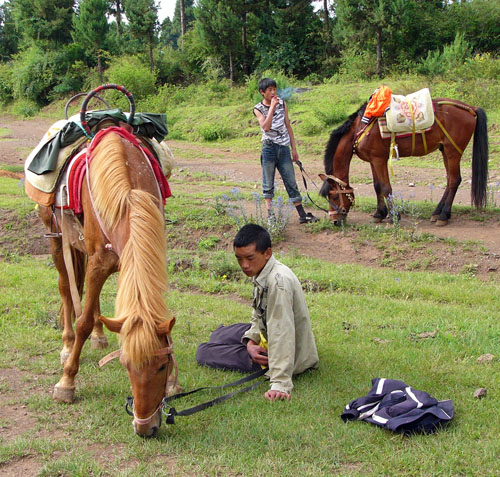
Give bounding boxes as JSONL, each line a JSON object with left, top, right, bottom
{"left": 72, "top": 0, "right": 110, "bottom": 82}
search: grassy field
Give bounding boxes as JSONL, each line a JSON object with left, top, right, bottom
{"left": 1, "top": 164, "right": 500, "bottom": 475}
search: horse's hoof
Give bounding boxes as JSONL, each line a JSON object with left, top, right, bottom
{"left": 436, "top": 219, "right": 448, "bottom": 227}
{"left": 430, "top": 215, "right": 439, "bottom": 222}
{"left": 373, "top": 217, "right": 383, "bottom": 223}
{"left": 53, "top": 384, "right": 75, "bottom": 403}
{"left": 91, "top": 335, "right": 109, "bottom": 349}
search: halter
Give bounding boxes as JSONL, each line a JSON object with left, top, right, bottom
{"left": 99, "top": 336, "right": 179, "bottom": 427}
{"left": 322, "top": 174, "right": 355, "bottom": 216}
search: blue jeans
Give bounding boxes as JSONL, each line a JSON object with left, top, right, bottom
{"left": 261, "top": 142, "right": 301, "bottom": 203}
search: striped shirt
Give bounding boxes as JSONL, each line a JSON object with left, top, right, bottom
{"left": 253, "top": 100, "right": 291, "bottom": 146}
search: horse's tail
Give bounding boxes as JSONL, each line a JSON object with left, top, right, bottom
{"left": 90, "top": 132, "right": 169, "bottom": 369}
{"left": 471, "top": 107, "right": 489, "bottom": 208}
{"left": 57, "top": 248, "right": 86, "bottom": 328}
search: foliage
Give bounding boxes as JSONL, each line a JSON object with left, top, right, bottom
{"left": 123, "top": 0, "right": 159, "bottom": 71}
{"left": 0, "top": 2, "right": 19, "bottom": 61}
{"left": 11, "top": 0, "right": 74, "bottom": 48}
{"left": 72, "top": 0, "right": 109, "bottom": 80}
{"left": 0, "top": 61, "right": 13, "bottom": 103}
{"left": 416, "top": 33, "right": 472, "bottom": 78}
{"left": 105, "top": 55, "right": 157, "bottom": 103}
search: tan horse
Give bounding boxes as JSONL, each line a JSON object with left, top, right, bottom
{"left": 40, "top": 128, "right": 175, "bottom": 437}
{"left": 320, "top": 99, "right": 489, "bottom": 225}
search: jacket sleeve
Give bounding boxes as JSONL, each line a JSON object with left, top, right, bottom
{"left": 241, "top": 307, "right": 261, "bottom": 346}
{"left": 266, "top": 274, "right": 295, "bottom": 394}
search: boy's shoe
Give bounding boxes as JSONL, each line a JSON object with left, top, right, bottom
{"left": 267, "top": 212, "right": 276, "bottom": 226}
{"left": 299, "top": 213, "right": 319, "bottom": 224}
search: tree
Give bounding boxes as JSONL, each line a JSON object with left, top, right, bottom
{"left": 72, "top": 0, "right": 110, "bottom": 82}
{"left": 0, "top": 1, "right": 20, "bottom": 61}
{"left": 108, "top": 0, "right": 124, "bottom": 36}
{"left": 195, "top": 0, "right": 243, "bottom": 85}
{"left": 11, "top": 0, "right": 75, "bottom": 49}
{"left": 124, "top": 0, "right": 159, "bottom": 71}
{"left": 253, "top": 0, "right": 323, "bottom": 77}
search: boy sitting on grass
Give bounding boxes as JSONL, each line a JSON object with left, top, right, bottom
{"left": 253, "top": 78, "right": 319, "bottom": 224}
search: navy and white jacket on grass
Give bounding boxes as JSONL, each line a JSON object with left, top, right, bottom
{"left": 341, "top": 378, "right": 454, "bottom": 435}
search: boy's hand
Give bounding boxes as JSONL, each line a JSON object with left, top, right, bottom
{"left": 270, "top": 95, "right": 281, "bottom": 108}
{"left": 265, "top": 390, "right": 291, "bottom": 402}
{"left": 247, "top": 340, "right": 269, "bottom": 366}
{"left": 291, "top": 148, "right": 299, "bottom": 162}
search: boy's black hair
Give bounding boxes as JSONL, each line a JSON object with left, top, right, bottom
{"left": 258, "top": 78, "right": 277, "bottom": 94}
{"left": 233, "top": 224, "right": 271, "bottom": 253}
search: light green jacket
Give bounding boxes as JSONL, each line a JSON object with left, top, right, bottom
{"left": 242, "top": 256, "right": 319, "bottom": 394}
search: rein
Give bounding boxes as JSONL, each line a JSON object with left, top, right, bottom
{"left": 100, "top": 342, "right": 266, "bottom": 426}
{"left": 295, "top": 160, "right": 330, "bottom": 213}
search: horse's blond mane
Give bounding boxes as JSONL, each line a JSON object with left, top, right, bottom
{"left": 90, "top": 132, "right": 169, "bottom": 369}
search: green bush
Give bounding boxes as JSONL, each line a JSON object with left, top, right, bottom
{"left": 198, "top": 123, "right": 232, "bottom": 141}
{"left": 0, "top": 62, "right": 13, "bottom": 104}
{"left": 338, "top": 48, "right": 377, "bottom": 80}
{"left": 105, "top": 56, "right": 157, "bottom": 105}
{"left": 417, "top": 33, "right": 472, "bottom": 78}
{"left": 10, "top": 47, "right": 56, "bottom": 104}
{"left": 11, "top": 99, "right": 40, "bottom": 118}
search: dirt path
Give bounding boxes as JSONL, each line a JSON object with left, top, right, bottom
{"left": 1, "top": 115, "right": 499, "bottom": 278}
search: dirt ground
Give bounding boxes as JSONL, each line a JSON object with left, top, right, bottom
{"left": 1, "top": 113, "right": 500, "bottom": 280}
{"left": 0, "top": 114, "right": 499, "bottom": 474}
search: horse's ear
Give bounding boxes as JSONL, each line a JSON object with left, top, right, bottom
{"left": 319, "top": 173, "right": 327, "bottom": 181}
{"left": 99, "top": 315, "right": 126, "bottom": 333}
{"left": 157, "top": 316, "right": 176, "bottom": 336}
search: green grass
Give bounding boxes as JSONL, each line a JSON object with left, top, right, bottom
{"left": 1, "top": 172, "right": 500, "bottom": 475}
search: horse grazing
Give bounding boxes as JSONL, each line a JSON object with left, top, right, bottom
{"left": 320, "top": 99, "right": 489, "bottom": 225}
{"left": 40, "top": 127, "right": 175, "bottom": 437}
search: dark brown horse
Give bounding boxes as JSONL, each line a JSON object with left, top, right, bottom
{"left": 320, "top": 99, "right": 489, "bottom": 225}
{"left": 39, "top": 128, "right": 176, "bottom": 437}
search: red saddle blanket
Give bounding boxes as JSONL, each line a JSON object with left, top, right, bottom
{"left": 62, "top": 127, "right": 171, "bottom": 213}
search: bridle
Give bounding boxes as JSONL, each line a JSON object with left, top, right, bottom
{"left": 99, "top": 336, "right": 179, "bottom": 427}
{"left": 321, "top": 173, "right": 355, "bottom": 217}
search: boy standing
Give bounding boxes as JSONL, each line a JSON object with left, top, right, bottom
{"left": 253, "top": 78, "right": 319, "bottom": 224}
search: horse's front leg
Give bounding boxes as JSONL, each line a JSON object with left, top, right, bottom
{"left": 370, "top": 161, "right": 392, "bottom": 222}
{"left": 53, "top": 252, "right": 117, "bottom": 403}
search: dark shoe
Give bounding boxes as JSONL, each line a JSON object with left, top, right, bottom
{"left": 299, "top": 213, "right": 319, "bottom": 224}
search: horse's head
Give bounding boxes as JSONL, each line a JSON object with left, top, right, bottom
{"left": 319, "top": 173, "right": 355, "bottom": 225}
{"left": 100, "top": 315, "right": 177, "bottom": 438}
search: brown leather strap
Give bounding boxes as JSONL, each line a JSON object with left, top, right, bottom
{"left": 61, "top": 210, "right": 82, "bottom": 318}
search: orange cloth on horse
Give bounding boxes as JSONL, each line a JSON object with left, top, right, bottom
{"left": 364, "top": 85, "right": 392, "bottom": 119}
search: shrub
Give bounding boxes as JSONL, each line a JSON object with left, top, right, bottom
{"left": 105, "top": 56, "right": 157, "bottom": 105}
{"left": 198, "top": 123, "right": 232, "bottom": 141}
{"left": 11, "top": 99, "right": 39, "bottom": 118}
{"left": 338, "top": 48, "right": 377, "bottom": 80}
{"left": 417, "top": 33, "right": 472, "bottom": 78}
{"left": 0, "top": 62, "right": 13, "bottom": 104}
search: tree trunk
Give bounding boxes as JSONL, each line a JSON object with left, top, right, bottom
{"left": 97, "top": 52, "right": 103, "bottom": 83}
{"left": 323, "top": 0, "right": 329, "bottom": 29}
{"left": 229, "top": 49, "right": 233, "bottom": 88}
{"left": 180, "top": 0, "right": 186, "bottom": 36}
{"left": 376, "top": 25, "right": 382, "bottom": 78}
{"left": 149, "top": 43, "right": 155, "bottom": 73}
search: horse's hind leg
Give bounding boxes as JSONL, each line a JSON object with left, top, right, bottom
{"left": 432, "top": 147, "right": 462, "bottom": 226}
{"left": 91, "top": 305, "right": 108, "bottom": 349}
{"left": 40, "top": 207, "right": 77, "bottom": 365}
